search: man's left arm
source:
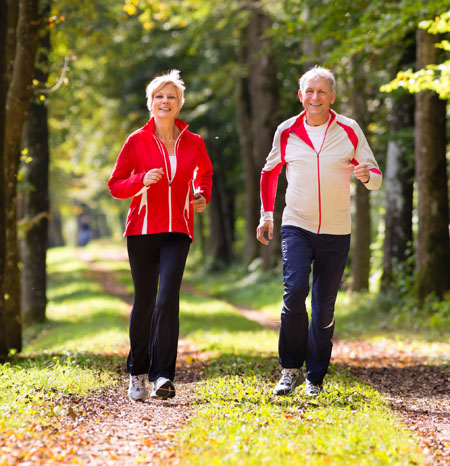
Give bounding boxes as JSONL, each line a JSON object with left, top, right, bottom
{"left": 353, "top": 126, "right": 382, "bottom": 190}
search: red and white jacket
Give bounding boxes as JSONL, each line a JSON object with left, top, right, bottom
{"left": 261, "top": 109, "right": 382, "bottom": 235}
{"left": 108, "top": 118, "right": 213, "bottom": 240}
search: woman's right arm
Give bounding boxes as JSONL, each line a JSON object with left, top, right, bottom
{"left": 108, "top": 138, "right": 147, "bottom": 199}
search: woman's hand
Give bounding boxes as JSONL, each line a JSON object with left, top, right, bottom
{"left": 143, "top": 168, "right": 164, "bottom": 186}
{"left": 191, "top": 192, "right": 206, "bottom": 213}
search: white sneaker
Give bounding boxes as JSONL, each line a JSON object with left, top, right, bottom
{"left": 128, "top": 374, "right": 148, "bottom": 401}
{"left": 305, "top": 379, "right": 323, "bottom": 397}
{"left": 273, "top": 368, "right": 304, "bottom": 395}
{"left": 151, "top": 377, "right": 176, "bottom": 399}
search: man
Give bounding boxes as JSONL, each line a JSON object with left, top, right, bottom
{"left": 257, "top": 66, "right": 382, "bottom": 397}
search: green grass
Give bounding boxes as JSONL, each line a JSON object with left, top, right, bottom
{"left": 0, "top": 246, "right": 128, "bottom": 430}
{"left": 176, "top": 291, "right": 425, "bottom": 465}
{"left": 183, "top": 259, "right": 450, "bottom": 345}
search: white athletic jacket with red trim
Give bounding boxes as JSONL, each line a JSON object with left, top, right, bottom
{"left": 108, "top": 118, "right": 213, "bottom": 240}
{"left": 260, "top": 109, "right": 382, "bottom": 235}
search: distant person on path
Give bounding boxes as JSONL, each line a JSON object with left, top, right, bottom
{"left": 257, "top": 66, "right": 382, "bottom": 397}
{"left": 108, "top": 70, "right": 213, "bottom": 401}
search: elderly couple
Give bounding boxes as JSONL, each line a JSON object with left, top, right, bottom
{"left": 108, "top": 67, "right": 382, "bottom": 401}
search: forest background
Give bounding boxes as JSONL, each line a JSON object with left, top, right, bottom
{"left": 1, "top": 0, "right": 450, "bottom": 357}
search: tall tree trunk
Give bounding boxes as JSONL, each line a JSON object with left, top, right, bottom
{"left": 20, "top": 0, "right": 50, "bottom": 324}
{"left": 247, "top": 2, "right": 280, "bottom": 269}
{"left": 208, "top": 171, "right": 234, "bottom": 268}
{"left": 3, "top": 0, "right": 40, "bottom": 351}
{"left": 414, "top": 29, "right": 450, "bottom": 300}
{"left": 381, "top": 43, "right": 415, "bottom": 290}
{"left": 236, "top": 25, "right": 259, "bottom": 264}
{"left": 0, "top": 0, "right": 9, "bottom": 360}
{"left": 207, "top": 126, "right": 234, "bottom": 268}
{"left": 349, "top": 58, "right": 371, "bottom": 292}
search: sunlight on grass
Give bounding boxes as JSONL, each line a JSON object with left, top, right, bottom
{"left": 0, "top": 246, "right": 128, "bottom": 430}
{"left": 177, "top": 287, "right": 426, "bottom": 465}
{"left": 181, "top": 294, "right": 277, "bottom": 355}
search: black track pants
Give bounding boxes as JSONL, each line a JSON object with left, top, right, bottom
{"left": 126, "top": 233, "right": 190, "bottom": 381}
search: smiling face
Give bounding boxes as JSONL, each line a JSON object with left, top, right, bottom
{"left": 298, "top": 76, "right": 336, "bottom": 126}
{"left": 150, "top": 83, "right": 182, "bottom": 120}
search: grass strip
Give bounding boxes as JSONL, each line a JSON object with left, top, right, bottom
{"left": 176, "top": 293, "right": 425, "bottom": 466}
{"left": 0, "top": 246, "right": 128, "bottom": 430}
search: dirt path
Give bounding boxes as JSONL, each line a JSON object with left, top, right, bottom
{"left": 63, "top": 251, "right": 208, "bottom": 465}
{"left": 186, "top": 285, "right": 449, "bottom": 466}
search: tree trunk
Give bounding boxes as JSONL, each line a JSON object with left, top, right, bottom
{"left": 414, "top": 29, "right": 450, "bottom": 300}
{"left": 19, "top": 0, "right": 50, "bottom": 324}
{"left": 349, "top": 58, "right": 371, "bottom": 292}
{"left": 236, "top": 25, "right": 259, "bottom": 264}
{"left": 20, "top": 109, "right": 49, "bottom": 322}
{"left": 381, "top": 103, "right": 414, "bottom": 289}
{"left": 206, "top": 118, "right": 234, "bottom": 268}
{"left": 247, "top": 2, "right": 280, "bottom": 269}
{"left": 0, "top": 0, "right": 9, "bottom": 360}
{"left": 381, "top": 72, "right": 414, "bottom": 289}
{"left": 3, "top": 0, "right": 40, "bottom": 351}
{"left": 47, "top": 199, "right": 65, "bottom": 248}
{"left": 208, "top": 171, "right": 234, "bottom": 268}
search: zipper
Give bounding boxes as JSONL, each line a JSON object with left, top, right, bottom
{"left": 168, "top": 181, "right": 172, "bottom": 232}
{"left": 316, "top": 154, "right": 322, "bottom": 233}
{"left": 153, "top": 124, "right": 188, "bottom": 233}
{"left": 312, "top": 119, "right": 332, "bottom": 234}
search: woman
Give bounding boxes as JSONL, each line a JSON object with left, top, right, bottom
{"left": 108, "top": 70, "right": 213, "bottom": 401}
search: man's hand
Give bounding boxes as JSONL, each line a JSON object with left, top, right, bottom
{"left": 191, "top": 192, "right": 207, "bottom": 213}
{"left": 256, "top": 220, "right": 273, "bottom": 245}
{"left": 353, "top": 163, "right": 370, "bottom": 183}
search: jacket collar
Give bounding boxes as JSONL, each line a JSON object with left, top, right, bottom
{"left": 289, "top": 109, "right": 337, "bottom": 150}
{"left": 143, "top": 117, "right": 189, "bottom": 135}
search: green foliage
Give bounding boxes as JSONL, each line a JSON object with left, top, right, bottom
{"left": 381, "top": 11, "right": 450, "bottom": 99}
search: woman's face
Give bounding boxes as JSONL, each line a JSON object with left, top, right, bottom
{"left": 151, "top": 83, "right": 182, "bottom": 120}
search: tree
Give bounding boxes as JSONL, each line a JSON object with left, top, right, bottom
{"left": 246, "top": 1, "right": 281, "bottom": 269}
{"left": 349, "top": 57, "right": 372, "bottom": 292}
{"left": 19, "top": 0, "right": 51, "bottom": 323}
{"left": 414, "top": 27, "right": 449, "bottom": 299}
{"left": 381, "top": 42, "right": 415, "bottom": 290}
{"left": 0, "top": 0, "right": 8, "bottom": 360}
{"left": 2, "top": 0, "right": 41, "bottom": 352}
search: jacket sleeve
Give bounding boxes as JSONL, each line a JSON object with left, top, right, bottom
{"left": 108, "top": 137, "right": 148, "bottom": 199}
{"left": 193, "top": 137, "right": 213, "bottom": 203}
{"left": 353, "top": 123, "right": 382, "bottom": 191}
{"left": 260, "top": 125, "right": 286, "bottom": 220}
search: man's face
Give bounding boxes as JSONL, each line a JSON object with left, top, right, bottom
{"left": 298, "top": 76, "right": 336, "bottom": 124}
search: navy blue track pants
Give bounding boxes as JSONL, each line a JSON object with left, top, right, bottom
{"left": 126, "top": 232, "right": 190, "bottom": 381}
{"left": 279, "top": 225, "right": 350, "bottom": 385}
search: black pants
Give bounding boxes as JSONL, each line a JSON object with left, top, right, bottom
{"left": 126, "top": 233, "right": 190, "bottom": 381}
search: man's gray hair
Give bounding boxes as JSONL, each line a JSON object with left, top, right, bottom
{"left": 146, "top": 69, "right": 185, "bottom": 114}
{"left": 299, "top": 66, "right": 336, "bottom": 93}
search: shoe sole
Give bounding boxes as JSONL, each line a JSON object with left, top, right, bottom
{"left": 151, "top": 381, "right": 175, "bottom": 400}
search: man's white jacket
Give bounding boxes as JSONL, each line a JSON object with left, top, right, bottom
{"left": 260, "top": 109, "right": 382, "bottom": 235}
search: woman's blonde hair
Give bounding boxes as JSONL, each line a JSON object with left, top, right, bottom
{"left": 146, "top": 69, "right": 185, "bottom": 114}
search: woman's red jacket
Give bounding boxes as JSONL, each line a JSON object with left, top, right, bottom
{"left": 108, "top": 118, "right": 213, "bottom": 240}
